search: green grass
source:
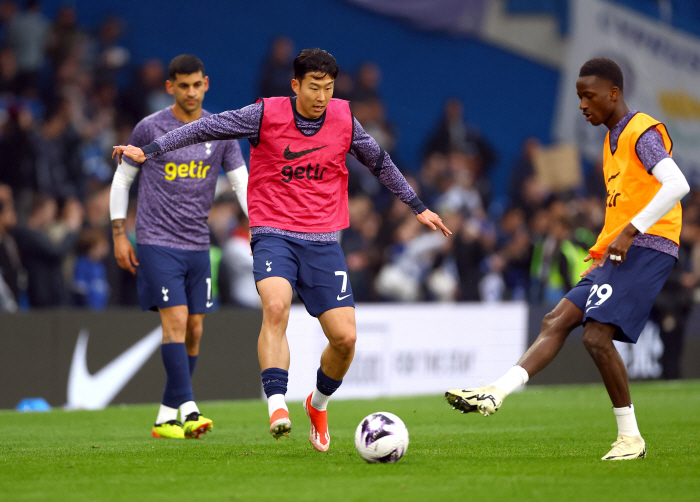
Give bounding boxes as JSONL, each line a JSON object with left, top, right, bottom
{"left": 2, "top": 381, "right": 699, "bottom": 502}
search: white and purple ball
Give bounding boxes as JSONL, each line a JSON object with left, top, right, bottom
{"left": 354, "top": 412, "right": 409, "bottom": 463}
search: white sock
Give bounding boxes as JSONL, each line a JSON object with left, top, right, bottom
{"left": 179, "top": 401, "right": 199, "bottom": 421}
{"left": 267, "top": 393, "right": 288, "bottom": 418}
{"left": 310, "top": 388, "right": 331, "bottom": 411}
{"left": 492, "top": 365, "right": 530, "bottom": 396}
{"left": 155, "top": 404, "right": 178, "bottom": 425}
{"left": 614, "top": 404, "right": 641, "bottom": 437}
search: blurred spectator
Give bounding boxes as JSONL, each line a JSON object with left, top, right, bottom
{"left": 13, "top": 193, "right": 83, "bottom": 307}
{"left": 120, "top": 59, "right": 170, "bottom": 126}
{"left": 0, "top": 184, "right": 23, "bottom": 311}
{"left": 351, "top": 62, "right": 381, "bottom": 103}
{"left": 0, "top": 1, "right": 19, "bottom": 45}
{"left": 72, "top": 227, "right": 109, "bottom": 309}
{"left": 0, "top": 46, "right": 20, "bottom": 95}
{"left": 424, "top": 97, "right": 497, "bottom": 173}
{"left": 508, "top": 137, "right": 539, "bottom": 210}
{"left": 30, "top": 98, "right": 83, "bottom": 200}
{"left": 46, "top": 5, "right": 79, "bottom": 70}
{"left": 4, "top": 0, "right": 49, "bottom": 96}
{"left": 341, "top": 195, "right": 381, "bottom": 302}
{"left": 258, "top": 35, "right": 295, "bottom": 98}
{"left": 375, "top": 212, "right": 451, "bottom": 301}
{"left": 93, "top": 16, "right": 130, "bottom": 85}
{"left": 0, "top": 104, "right": 35, "bottom": 202}
{"left": 452, "top": 214, "right": 494, "bottom": 301}
{"left": 493, "top": 207, "right": 532, "bottom": 300}
{"left": 529, "top": 205, "right": 590, "bottom": 304}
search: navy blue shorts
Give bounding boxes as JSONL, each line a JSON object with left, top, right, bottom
{"left": 136, "top": 244, "right": 214, "bottom": 314}
{"left": 251, "top": 234, "right": 355, "bottom": 317}
{"left": 565, "top": 245, "right": 675, "bottom": 343}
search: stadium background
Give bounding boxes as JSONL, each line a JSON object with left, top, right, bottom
{"left": 1, "top": 0, "right": 700, "bottom": 409}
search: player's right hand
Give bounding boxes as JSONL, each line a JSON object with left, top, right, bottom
{"left": 112, "top": 145, "right": 146, "bottom": 165}
{"left": 580, "top": 254, "right": 600, "bottom": 278}
{"left": 113, "top": 234, "right": 139, "bottom": 275}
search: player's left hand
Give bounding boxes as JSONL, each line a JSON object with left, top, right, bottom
{"left": 112, "top": 145, "right": 146, "bottom": 164}
{"left": 417, "top": 209, "right": 452, "bottom": 236}
{"left": 600, "top": 223, "right": 639, "bottom": 267}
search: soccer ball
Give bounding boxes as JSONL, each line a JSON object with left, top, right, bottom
{"left": 354, "top": 412, "right": 409, "bottom": 463}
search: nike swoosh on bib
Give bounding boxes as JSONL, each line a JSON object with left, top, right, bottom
{"left": 67, "top": 326, "right": 162, "bottom": 410}
{"left": 283, "top": 144, "right": 328, "bottom": 160}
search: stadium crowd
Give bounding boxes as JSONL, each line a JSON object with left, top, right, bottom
{"left": 0, "top": 3, "right": 698, "bottom": 339}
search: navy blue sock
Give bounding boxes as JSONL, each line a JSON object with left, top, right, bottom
{"left": 261, "top": 368, "right": 288, "bottom": 398}
{"left": 316, "top": 367, "right": 342, "bottom": 396}
{"left": 161, "top": 343, "right": 194, "bottom": 408}
{"left": 188, "top": 355, "right": 198, "bottom": 377}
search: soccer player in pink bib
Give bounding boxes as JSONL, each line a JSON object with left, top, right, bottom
{"left": 114, "top": 48, "right": 450, "bottom": 452}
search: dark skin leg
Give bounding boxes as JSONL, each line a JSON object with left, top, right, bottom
{"left": 582, "top": 320, "right": 632, "bottom": 407}
{"left": 517, "top": 298, "right": 584, "bottom": 377}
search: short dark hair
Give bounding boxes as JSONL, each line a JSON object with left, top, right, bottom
{"left": 579, "top": 58, "right": 624, "bottom": 92}
{"left": 293, "top": 48, "right": 338, "bottom": 81}
{"left": 168, "top": 54, "right": 205, "bottom": 81}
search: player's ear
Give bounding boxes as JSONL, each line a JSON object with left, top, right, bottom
{"left": 165, "top": 79, "right": 175, "bottom": 96}
{"left": 291, "top": 78, "right": 300, "bottom": 95}
{"left": 204, "top": 76, "right": 210, "bottom": 92}
{"left": 609, "top": 86, "right": 619, "bottom": 101}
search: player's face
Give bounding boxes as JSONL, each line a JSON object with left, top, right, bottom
{"left": 576, "top": 75, "right": 618, "bottom": 127}
{"left": 292, "top": 72, "right": 334, "bottom": 119}
{"left": 167, "top": 71, "right": 209, "bottom": 114}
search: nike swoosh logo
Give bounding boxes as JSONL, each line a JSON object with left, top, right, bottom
{"left": 586, "top": 305, "right": 600, "bottom": 312}
{"left": 607, "top": 171, "right": 620, "bottom": 182}
{"left": 337, "top": 294, "right": 352, "bottom": 301}
{"left": 206, "top": 301, "right": 214, "bottom": 308}
{"left": 67, "top": 327, "right": 162, "bottom": 410}
{"left": 283, "top": 144, "right": 328, "bottom": 160}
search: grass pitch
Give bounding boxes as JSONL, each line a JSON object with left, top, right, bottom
{"left": 2, "top": 381, "right": 699, "bottom": 502}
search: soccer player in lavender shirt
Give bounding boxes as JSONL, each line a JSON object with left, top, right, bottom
{"left": 110, "top": 55, "right": 249, "bottom": 439}
{"left": 114, "top": 48, "right": 451, "bottom": 452}
{"left": 446, "top": 58, "right": 689, "bottom": 460}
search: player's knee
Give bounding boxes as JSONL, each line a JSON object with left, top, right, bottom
{"left": 332, "top": 331, "right": 356, "bottom": 356}
{"left": 582, "top": 330, "right": 608, "bottom": 355}
{"left": 161, "top": 310, "right": 188, "bottom": 343}
{"left": 264, "top": 299, "right": 289, "bottom": 324}
{"left": 541, "top": 311, "right": 563, "bottom": 335}
{"left": 187, "top": 320, "right": 203, "bottom": 343}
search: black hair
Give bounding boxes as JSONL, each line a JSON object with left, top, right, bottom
{"left": 579, "top": 58, "right": 624, "bottom": 92}
{"left": 293, "top": 48, "right": 338, "bottom": 81}
{"left": 168, "top": 54, "right": 205, "bottom": 81}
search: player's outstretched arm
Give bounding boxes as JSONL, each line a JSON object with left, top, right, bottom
{"left": 349, "top": 118, "right": 451, "bottom": 236}
{"left": 416, "top": 209, "right": 452, "bottom": 236}
{"left": 112, "top": 145, "right": 146, "bottom": 165}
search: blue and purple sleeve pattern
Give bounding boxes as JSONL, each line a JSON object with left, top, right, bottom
{"left": 635, "top": 126, "right": 671, "bottom": 174}
{"left": 145, "top": 103, "right": 263, "bottom": 158}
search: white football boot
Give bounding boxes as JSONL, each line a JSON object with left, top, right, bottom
{"left": 602, "top": 435, "right": 646, "bottom": 460}
{"left": 445, "top": 385, "right": 505, "bottom": 417}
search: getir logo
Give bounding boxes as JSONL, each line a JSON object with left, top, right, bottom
{"left": 164, "top": 161, "right": 211, "bottom": 180}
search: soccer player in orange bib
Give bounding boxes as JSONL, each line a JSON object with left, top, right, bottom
{"left": 446, "top": 58, "right": 690, "bottom": 460}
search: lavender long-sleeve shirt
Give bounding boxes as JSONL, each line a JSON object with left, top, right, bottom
{"left": 143, "top": 98, "right": 426, "bottom": 242}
